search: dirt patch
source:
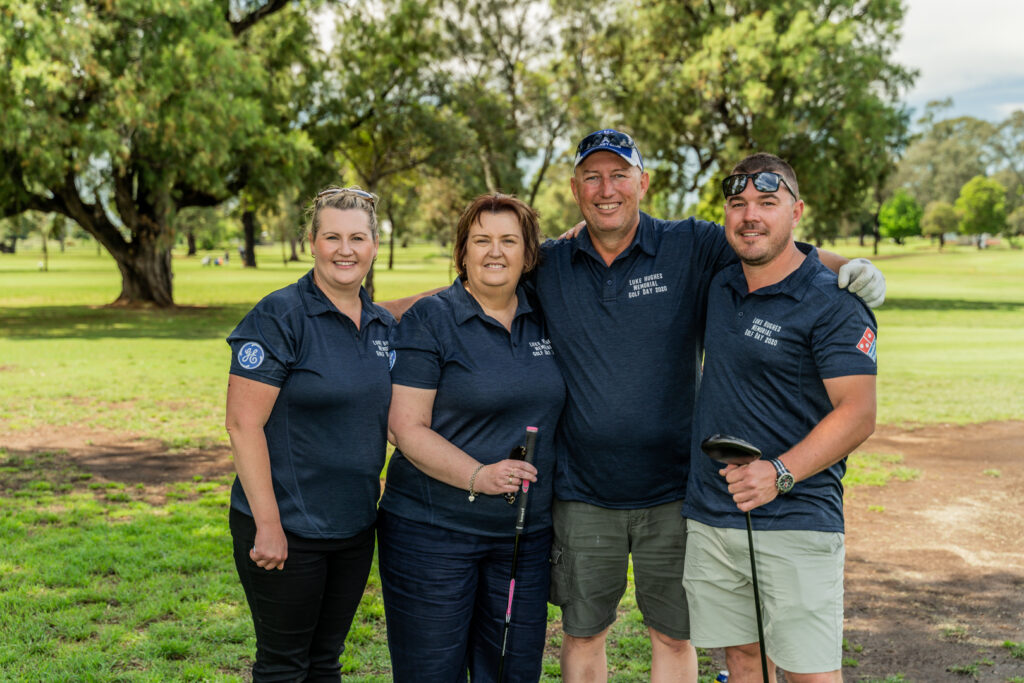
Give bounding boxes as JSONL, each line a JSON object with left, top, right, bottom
{"left": 840, "top": 421, "right": 1024, "bottom": 681}
{"left": 2, "top": 421, "right": 1023, "bottom": 681}
{"left": 0, "top": 426, "right": 234, "bottom": 505}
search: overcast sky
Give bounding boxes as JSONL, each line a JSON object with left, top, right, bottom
{"left": 895, "top": 0, "right": 1024, "bottom": 123}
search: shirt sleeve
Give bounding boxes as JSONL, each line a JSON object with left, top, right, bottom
{"left": 812, "top": 293, "right": 879, "bottom": 379}
{"left": 693, "top": 219, "right": 738, "bottom": 278}
{"left": 226, "top": 307, "right": 296, "bottom": 387}
{"left": 389, "top": 302, "right": 443, "bottom": 389}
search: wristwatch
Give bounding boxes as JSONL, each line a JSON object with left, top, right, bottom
{"left": 768, "top": 458, "right": 795, "bottom": 494}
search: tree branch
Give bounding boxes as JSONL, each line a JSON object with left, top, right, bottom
{"left": 228, "top": 0, "right": 291, "bottom": 37}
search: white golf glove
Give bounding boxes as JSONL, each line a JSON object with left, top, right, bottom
{"left": 837, "top": 257, "right": 885, "bottom": 308}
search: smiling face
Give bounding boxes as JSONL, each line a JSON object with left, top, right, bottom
{"left": 462, "top": 211, "right": 525, "bottom": 294}
{"left": 310, "top": 208, "right": 378, "bottom": 293}
{"left": 571, "top": 150, "right": 649, "bottom": 241}
{"left": 723, "top": 173, "right": 804, "bottom": 268}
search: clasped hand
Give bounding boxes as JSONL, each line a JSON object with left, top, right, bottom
{"left": 719, "top": 460, "right": 778, "bottom": 512}
{"left": 474, "top": 458, "right": 539, "bottom": 496}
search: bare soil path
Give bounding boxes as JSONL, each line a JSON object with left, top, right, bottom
{"left": 2, "top": 421, "right": 1023, "bottom": 681}
{"left": 841, "top": 421, "right": 1024, "bottom": 681}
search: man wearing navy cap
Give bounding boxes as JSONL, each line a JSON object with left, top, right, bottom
{"left": 535, "top": 132, "right": 884, "bottom": 682}
{"left": 682, "top": 153, "right": 876, "bottom": 680}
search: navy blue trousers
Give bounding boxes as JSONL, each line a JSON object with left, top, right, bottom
{"left": 377, "top": 511, "right": 552, "bottom": 682}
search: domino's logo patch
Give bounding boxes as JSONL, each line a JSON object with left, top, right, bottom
{"left": 388, "top": 349, "right": 396, "bottom": 371}
{"left": 238, "top": 342, "right": 265, "bottom": 370}
{"left": 856, "top": 327, "right": 877, "bottom": 362}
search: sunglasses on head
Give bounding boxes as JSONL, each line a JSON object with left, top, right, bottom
{"left": 722, "top": 172, "right": 796, "bottom": 200}
{"left": 575, "top": 130, "right": 638, "bottom": 157}
{"left": 315, "top": 187, "right": 377, "bottom": 207}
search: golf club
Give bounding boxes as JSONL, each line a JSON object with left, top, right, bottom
{"left": 700, "top": 434, "right": 770, "bottom": 683}
{"left": 497, "top": 426, "right": 538, "bottom": 683}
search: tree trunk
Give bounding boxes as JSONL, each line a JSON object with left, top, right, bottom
{"left": 41, "top": 234, "right": 49, "bottom": 272}
{"left": 243, "top": 210, "right": 257, "bottom": 268}
{"left": 186, "top": 229, "right": 197, "bottom": 256}
{"left": 108, "top": 235, "right": 175, "bottom": 307}
{"left": 386, "top": 205, "right": 398, "bottom": 270}
{"left": 939, "top": 233, "right": 945, "bottom": 251}
{"left": 288, "top": 236, "right": 300, "bottom": 261}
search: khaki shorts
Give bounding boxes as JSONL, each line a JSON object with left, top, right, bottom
{"left": 549, "top": 499, "right": 689, "bottom": 639}
{"left": 683, "top": 519, "right": 845, "bottom": 674}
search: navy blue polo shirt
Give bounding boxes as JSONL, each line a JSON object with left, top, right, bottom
{"left": 227, "top": 270, "right": 395, "bottom": 539}
{"left": 380, "top": 280, "right": 566, "bottom": 537}
{"left": 530, "top": 212, "right": 736, "bottom": 508}
{"left": 683, "top": 250, "right": 878, "bottom": 533}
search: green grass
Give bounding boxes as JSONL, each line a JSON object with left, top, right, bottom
{"left": 845, "top": 452, "right": 920, "bottom": 488}
{"left": 2, "top": 236, "right": 1022, "bottom": 680}
{"left": 1005, "top": 640, "right": 1024, "bottom": 659}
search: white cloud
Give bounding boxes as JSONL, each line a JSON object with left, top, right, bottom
{"left": 896, "top": 0, "right": 1024, "bottom": 119}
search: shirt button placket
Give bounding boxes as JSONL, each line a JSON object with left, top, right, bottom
{"left": 603, "top": 275, "right": 615, "bottom": 300}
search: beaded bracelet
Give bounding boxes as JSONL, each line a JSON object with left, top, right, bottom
{"left": 467, "top": 463, "right": 486, "bottom": 502}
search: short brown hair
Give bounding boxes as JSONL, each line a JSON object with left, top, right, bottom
{"left": 452, "top": 194, "right": 541, "bottom": 281}
{"left": 731, "top": 153, "right": 800, "bottom": 200}
{"left": 307, "top": 186, "right": 379, "bottom": 240}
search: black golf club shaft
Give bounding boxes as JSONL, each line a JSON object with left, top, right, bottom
{"left": 746, "top": 510, "right": 770, "bottom": 683}
{"left": 497, "top": 426, "right": 537, "bottom": 683}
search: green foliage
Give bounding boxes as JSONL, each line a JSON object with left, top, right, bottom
{"left": 879, "top": 189, "right": 923, "bottom": 244}
{"left": 890, "top": 105, "right": 994, "bottom": 207}
{"left": 956, "top": 175, "right": 1007, "bottom": 237}
{"left": 1006, "top": 206, "right": 1024, "bottom": 246}
{"left": 596, "top": 0, "right": 914, "bottom": 233}
{"left": 0, "top": 1, "right": 314, "bottom": 305}
{"left": 921, "top": 201, "right": 959, "bottom": 237}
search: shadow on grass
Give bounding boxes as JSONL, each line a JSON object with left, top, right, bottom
{"left": 0, "top": 304, "right": 252, "bottom": 340}
{"left": 879, "top": 297, "right": 1024, "bottom": 312}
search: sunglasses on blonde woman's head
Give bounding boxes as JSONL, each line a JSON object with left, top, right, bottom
{"left": 315, "top": 187, "right": 378, "bottom": 207}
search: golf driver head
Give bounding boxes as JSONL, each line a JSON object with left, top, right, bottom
{"left": 701, "top": 434, "right": 763, "bottom": 466}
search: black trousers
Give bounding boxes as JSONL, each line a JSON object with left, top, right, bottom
{"left": 230, "top": 508, "right": 375, "bottom": 683}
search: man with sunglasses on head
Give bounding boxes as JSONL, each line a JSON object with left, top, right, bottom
{"left": 682, "top": 153, "right": 877, "bottom": 681}
{"left": 535, "top": 132, "right": 883, "bottom": 682}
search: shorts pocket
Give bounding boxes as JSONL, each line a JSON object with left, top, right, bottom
{"left": 549, "top": 545, "right": 575, "bottom": 607}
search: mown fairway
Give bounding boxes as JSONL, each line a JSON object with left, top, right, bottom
{"left": 1, "top": 237, "right": 1022, "bottom": 681}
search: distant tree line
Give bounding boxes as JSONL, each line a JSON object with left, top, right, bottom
{"left": 879, "top": 103, "right": 1024, "bottom": 249}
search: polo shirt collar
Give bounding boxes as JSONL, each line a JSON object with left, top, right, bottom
{"left": 723, "top": 246, "right": 821, "bottom": 302}
{"left": 298, "top": 269, "right": 385, "bottom": 323}
{"left": 572, "top": 211, "right": 659, "bottom": 263}
{"left": 450, "top": 278, "right": 535, "bottom": 326}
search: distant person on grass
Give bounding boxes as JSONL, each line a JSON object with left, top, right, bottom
{"left": 224, "top": 186, "right": 395, "bottom": 682}
{"left": 540, "top": 130, "right": 885, "bottom": 683}
{"left": 378, "top": 194, "right": 565, "bottom": 682}
{"left": 682, "top": 154, "right": 877, "bottom": 682}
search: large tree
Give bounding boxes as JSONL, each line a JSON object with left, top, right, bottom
{"left": 592, "top": 0, "right": 914, "bottom": 228}
{"left": 956, "top": 175, "right": 1007, "bottom": 246}
{"left": 879, "top": 188, "right": 922, "bottom": 244}
{"left": 889, "top": 103, "right": 994, "bottom": 208}
{"left": 920, "top": 200, "right": 958, "bottom": 250}
{"left": 0, "top": 0, "right": 312, "bottom": 306}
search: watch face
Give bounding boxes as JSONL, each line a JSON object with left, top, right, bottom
{"left": 777, "top": 473, "right": 795, "bottom": 494}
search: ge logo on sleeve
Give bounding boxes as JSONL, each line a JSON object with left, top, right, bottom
{"left": 388, "top": 349, "right": 396, "bottom": 371}
{"left": 238, "top": 342, "right": 265, "bottom": 370}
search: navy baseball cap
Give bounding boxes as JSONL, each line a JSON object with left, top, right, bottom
{"left": 573, "top": 129, "right": 644, "bottom": 171}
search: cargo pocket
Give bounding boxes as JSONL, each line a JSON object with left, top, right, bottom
{"left": 549, "top": 545, "right": 575, "bottom": 607}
